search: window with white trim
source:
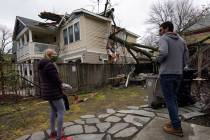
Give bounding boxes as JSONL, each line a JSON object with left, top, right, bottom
{"left": 63, "top": 28, "right": 68, "bottom": 45}
{"left": 68, "top": 26, "right": 74, "bottom": 43}
{"left": 74, "top": 22, "right": 80, "bottom": 41}
{"left": 63, "top": 22, "right": 80, "bottom": 45}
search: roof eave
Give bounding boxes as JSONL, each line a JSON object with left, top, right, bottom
{"left": 72, "top": 8, "right": 112, "bottom": 22}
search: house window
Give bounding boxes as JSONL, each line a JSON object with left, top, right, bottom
{"left": 118, "top": 32, "right": 126, "bottom": 40}
{"left": 63, "top": 22, "right": 80, "bottom": 45}
{"left": 63, "top": 28, "right": 68, "bottom": 45}
{"left": 74, "top": 22, "right": 80, "bottom": 41}
{"left": 68, "top": 26, "right": 74, "bottom": 43}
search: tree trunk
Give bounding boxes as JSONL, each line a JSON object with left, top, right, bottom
{"left": 0, "top": 63, "right": 5, "bottom": 95}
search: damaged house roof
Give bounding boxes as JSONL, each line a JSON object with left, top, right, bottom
{"left": 13, "top": 16, "right": 57, "bottom": 39}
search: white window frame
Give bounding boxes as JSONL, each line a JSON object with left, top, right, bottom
{"left": 63, "top": 28, "right": 68, "bottom": 45}
{"left": 62, "top": 20, "right": 80, "bottom": 45}
{"left": 74, "top": 22, "right": 80, "bottom": 42}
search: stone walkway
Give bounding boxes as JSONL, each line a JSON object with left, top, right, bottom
{"left": 16, "top": 102, "right": 210, "bottom": 140}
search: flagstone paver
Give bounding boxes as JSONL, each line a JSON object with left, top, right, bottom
{"left": 127, "top": 106, "right": 140, "bottom": 110}
{"left": 74, "top": 119, "right": 85, "bottom": 124}
{"left": 30, "top": 131, "right": 45, "bottom": 140}
{"left": 64, "top": 125, "right": 83, "bottom": 135}
{"left": 72, "top": 134, "right": 105, "bottom": 140}
{"left": 156, "top": 112, "right": 170, "bottom": 119}
{"left": 84, "top": 125, "right": 98, "bottom": 133}
{"left": 107, "top": 123, "right": 129, "bottom": 134}
{"left": 181, "top": 112, "right": 205, "bottom": 120}
{"left": 139, "top": 104, "right": 149, "bottom": 108}
{"left": 107, "top": 109, "right": 116, "bottom": 114}
{"left": 86, "top": 118, "right": 100, "bottom": 124}
{"left": 123, "top": 114, "right": 150, "bottom": 126}
{"left": 105, "top": 116, "right": 121, "bottom": 122}
{"left": 15, "top": 135, "right": 31, "bottom": 140}
{"left": 96, "top": 123, "right": 111, "bottom": 132}
{"left": 63, "top": 122, "right": 75, "bottom": 127}
{"left": 98, "top": 113, "right": 110, "bottom": 119}
{"left": 114, "top": 127, "right": 138, "bottom": 138}
{"left": 114, "top": 113, "right": 126, "bottom": 117}
{"left": 118, "top": 109, "right": 155, "bottom": 117}
{"left": 104, "top": 134, "right": 112, "bottom": 140}
{"left": 80, "top": 115, "right": 95, "bottom": 119}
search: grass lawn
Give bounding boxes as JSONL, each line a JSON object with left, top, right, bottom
{"left": 0, "top": 85, "right": 148, "bottom": 140}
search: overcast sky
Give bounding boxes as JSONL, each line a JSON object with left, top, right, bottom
{"left": 0, "top": 0, "right": 209, "bottom": 40}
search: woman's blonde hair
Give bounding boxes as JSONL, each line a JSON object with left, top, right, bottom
{"left": 44, "top": 49, "right": 57, "bottom": 60}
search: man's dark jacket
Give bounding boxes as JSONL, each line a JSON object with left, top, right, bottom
{"left": 38, "top": 59, "right": 63, "bottom": 101}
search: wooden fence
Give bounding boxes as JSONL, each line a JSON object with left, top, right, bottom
{"left": 0, "top": 64, "right": 35, "bottom": 102}
{"left": 0, "top": 63, "right": 155, "bottom": 101}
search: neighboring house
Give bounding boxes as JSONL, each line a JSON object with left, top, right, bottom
{"left": 183, "top": 14, "right": 210, "bottom": 44}
{"left": 12, "top": 9, "right": 139, "bottom": 64}
{"left": 183, "top": 14, "right": 210, "bottom": 73}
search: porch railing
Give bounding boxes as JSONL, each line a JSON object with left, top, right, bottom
{"left": 16, "top": 42, "right": 57, "bottom": 62}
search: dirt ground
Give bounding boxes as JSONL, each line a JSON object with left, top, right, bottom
{"left": 0, "top": 85, "right": 147, "bottom": 140}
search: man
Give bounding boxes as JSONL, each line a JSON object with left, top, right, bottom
{"left": 153, "top": 21, "right": 188, "bottom": 137}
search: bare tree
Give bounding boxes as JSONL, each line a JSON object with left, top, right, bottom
{"left": 141, "top": 33, "right": 159, "bottom": 47}
{"left": 147, "top": 0, "right": 209, "bottom": 33}
{"left": 0, "top": 25, "right": 12, "bottom": 95}
{"left": 0, "top": 25, "right": 12, "bottom": 60}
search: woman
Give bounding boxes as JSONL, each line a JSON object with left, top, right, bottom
{"left": 38, "top": 49, "right": 65, "bottom": 140}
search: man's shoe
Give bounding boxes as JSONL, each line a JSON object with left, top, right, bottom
{"left": 163, "top": 125, "right": 184, "bottom": 137}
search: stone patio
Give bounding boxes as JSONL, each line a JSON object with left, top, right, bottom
{"left": 15, "top": 103, "right": 210, "bottom": 140}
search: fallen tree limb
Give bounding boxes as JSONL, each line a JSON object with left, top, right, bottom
{"left": 109, "top": 35, "right": 158, "bottom": 51}
{"left": 109, "top": 35, "right": 155, "bottom": 63}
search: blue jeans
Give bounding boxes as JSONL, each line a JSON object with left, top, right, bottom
{"left": 49, "top": 98, "right": 65, "bottom": 140}
{"left": 160, "top": 74, "right": 182, "bottom": 129}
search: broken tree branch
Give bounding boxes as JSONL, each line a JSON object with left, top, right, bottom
{"left": 109, "top": 35, "right": 157, "bottom": 63}
{"left": 109, "top": 35, "right": 158, "bottom": 51}
{"left": 126, "top": 48, "right": 139, "bottom": 64}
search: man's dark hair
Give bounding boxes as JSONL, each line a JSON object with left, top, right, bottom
{"left": 160, "top": 21, "right": 174, "bottom": 32}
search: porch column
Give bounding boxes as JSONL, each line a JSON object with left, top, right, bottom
{"left": 24, "top": 33, "right": 27, "bottom": 44}
{"left": 27, "top": 62, "right": 30, "bottom": 77}
{"left": 16, "top": 40, "right": 19, "bottom": 50}
{"left": 20, "top": 38, "right": 23, "bottom": 47}
{"left": 29, "top": 30, "right": 33, "bottom": 42}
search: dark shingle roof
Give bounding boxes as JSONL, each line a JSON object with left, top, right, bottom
{"left": 17, "top": 16, "right": 56, "bottom": 33}
{"left": 186, "top": 14, "right": 210, "bottom": 32}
